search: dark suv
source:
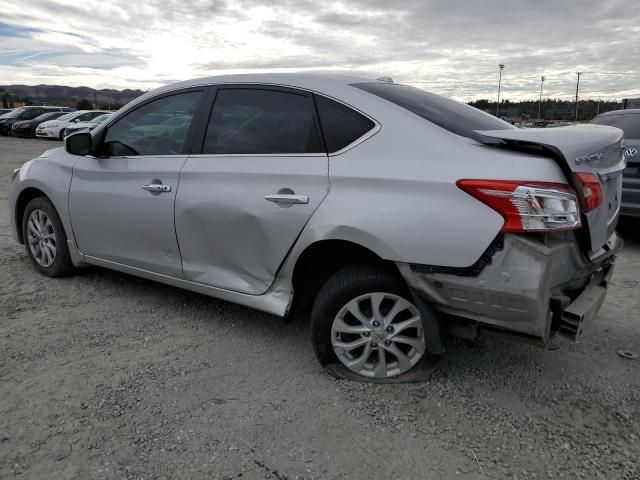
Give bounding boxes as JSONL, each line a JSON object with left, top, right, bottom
{"left": 592, "top": 109, "right": 640, "bottom": 218}
{"left": 0, "top": 106, "right": 74, "bottom": 136}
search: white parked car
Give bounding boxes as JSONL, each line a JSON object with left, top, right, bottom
{"left": 62, "top": 113, "right": 113, "bottom": 138}
{"left": 36, "top": 110, "right": 110, "bottom": 140}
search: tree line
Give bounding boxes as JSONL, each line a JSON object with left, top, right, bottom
{"left": 468, "top": 98, "right": 623, "bottom": 122}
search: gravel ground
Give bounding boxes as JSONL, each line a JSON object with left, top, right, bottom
{"left": 1, "top": 135, "right": 639, "bottom": 480}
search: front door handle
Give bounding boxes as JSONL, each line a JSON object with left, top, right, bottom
{"left": 141, "top": 184, "right": 172, "bottom": 193}
{"left": 264, "top": 194, "right": 309, "bottom": 205}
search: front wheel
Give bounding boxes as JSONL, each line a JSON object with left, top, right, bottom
{"left": 310, "top": 265, "right": 437, "bottom": 381}
{"left": 22, "top": 197, "right": 75, "bottom": 277}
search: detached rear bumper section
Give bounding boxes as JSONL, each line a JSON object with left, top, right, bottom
{"left": 397, "top": 232, "right": 622, "bottom": 349}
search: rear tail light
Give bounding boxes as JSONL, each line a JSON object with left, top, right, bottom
{"left": 457, "top": 179, "right": 581, "bottom": 232}
{"left": 573, "top": 172, "right": 603, "bottom": 213}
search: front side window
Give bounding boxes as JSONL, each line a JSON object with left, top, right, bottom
{"left": 353, "top": 82, "right": 515, "bottom": 142}
{"left": 103, "top": 91, "right": 201, "bottom": 156}
{"left": 203, "top": 88, "right": 323, "bottom": 154}
{"left": 315, "top": 95, "right": 375, "bottom": 152}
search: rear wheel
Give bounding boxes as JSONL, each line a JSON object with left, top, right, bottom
{"left": 311, "top": 265, "right": 435, "bottom": 380}
{"left": 22, "top": 197, "right": 74, "bottom": 277}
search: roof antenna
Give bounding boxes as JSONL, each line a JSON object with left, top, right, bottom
{"left": 376, "top": 76, "right": 394, "bottom": 83}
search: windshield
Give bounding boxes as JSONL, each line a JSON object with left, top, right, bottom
{"left": 57, "top": 112, "right": 77, "bottom": 121}
{"left": 353, "top": 82, "right": 515, "bottom": 142}
{"left": 34, "top": 112, "right": 62, "bottom": 122}
{"left": 3, "top": 107, "right": 27, "bottom": 119}
{"left": 91, "top": 114, "right": 112, "bottom": 123}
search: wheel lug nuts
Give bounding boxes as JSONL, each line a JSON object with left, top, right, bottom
{"left": 363, "top": 331, "right": 370, "bottom": 337}
{"left": 384, "top": 340, "right": 391, "bottom": 346}
{"left": 386, "top": 326, "right": 394, "bottom": 333}
{"left": 372, "top": 321, "right": 380, "bottom": 328}
{"left": 371, "top": 342, "right": 378, "bottom": 348}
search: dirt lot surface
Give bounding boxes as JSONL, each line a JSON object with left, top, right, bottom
{"left": 1, "top": 135, "right": 639, "bottom": 480}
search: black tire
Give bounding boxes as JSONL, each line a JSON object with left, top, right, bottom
{"left": 21, "top": 196, "right": 75, "bottom": 277}
{"left": 310, "top": 264, "right": 438, "bottom": 380}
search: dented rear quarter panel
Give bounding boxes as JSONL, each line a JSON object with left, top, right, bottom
{"left": 284, "top": 102, "right": 572, "bottom": 272}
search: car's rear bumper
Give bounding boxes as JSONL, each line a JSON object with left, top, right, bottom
{"left": 397, "top": 231, "right": 622, "bottom": 345}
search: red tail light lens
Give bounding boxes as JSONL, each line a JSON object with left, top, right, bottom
{"left": 574, "top": 172, "right": 603, "bottom": 213}
{"left": 457, "top": 179, "right": 582, "bottom": 232}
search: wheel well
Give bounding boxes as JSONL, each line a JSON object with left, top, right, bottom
{"left": 289, "top": 240, "right": 404, "bottom": 319}
{"left": 15, "top": 187, "right": 48, "bottom": 243}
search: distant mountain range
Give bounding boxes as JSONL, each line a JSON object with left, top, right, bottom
{"left": 0, "top": 84, "right": 145, "bottom": 108}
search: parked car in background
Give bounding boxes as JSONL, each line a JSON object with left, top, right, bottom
{"left": 0, "top": 106, "right": 74, "bottom": 135}
{"left": 36, "top": 110, "right": 110, "bottom": 140}
{"left": 592, "top": 109, "right": 640, "bottom": 217}
{"left": 62, "top": 113, "right": 113, "bottom": 138}
{"left": 0, "top": 108, "right": 12, "bottom": 115}
{"left": 11, "top": 111, "right": 69, "bottom": 138}
{"left": 9, "top": 74, "right": 624, "bottom": 381}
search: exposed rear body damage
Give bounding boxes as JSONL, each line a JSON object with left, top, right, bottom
{"left": 398, "top": 231, "right": 621, "bottom": 345}
{"left": 400, "top": 124, "right": 625, "bottom": 346}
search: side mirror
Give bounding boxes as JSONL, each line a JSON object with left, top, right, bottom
{"left": 74, "top": 118, "right": 80, "bottom": 123}
{"left": 65, "top": 132, "right": 92, "bottom": 156}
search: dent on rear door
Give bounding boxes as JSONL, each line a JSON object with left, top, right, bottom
{"left": 175, "top": 155, "right": 329, "bottom": 295}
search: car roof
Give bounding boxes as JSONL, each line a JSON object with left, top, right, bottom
{"left": 599, "top": 109, "right": 640, "bottom": 116}
{"left": 129, "top": 72, "right": 388, "bottom": 109}
{"left": 167, "top": 72, "right": 381, "bottom": 90}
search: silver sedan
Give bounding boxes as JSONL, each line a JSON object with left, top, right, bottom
{"left": 9, "top": 73, "right": 624, "bottom": 381}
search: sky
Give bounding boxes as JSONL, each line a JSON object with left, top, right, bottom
{"left": 1, "top": 0, "right": 639, "bottom": 101}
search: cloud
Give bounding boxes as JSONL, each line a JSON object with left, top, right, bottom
{"left": 0, "top": 0, "right": 638, "bottom": 100}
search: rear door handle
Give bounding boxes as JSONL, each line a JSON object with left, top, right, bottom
{"left": 141, "top": 184, "right": 172, "bottom": 193}
{"left": 264, "top": 194, "right": 309, "bottom": 205}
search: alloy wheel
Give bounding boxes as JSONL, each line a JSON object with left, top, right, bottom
{"left": 331, "top": 292, "right": 425, "bottom": 378}
{"left": 27, "top": 209, "right": 56, "bottom": 267}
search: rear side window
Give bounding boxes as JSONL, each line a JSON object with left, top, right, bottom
{"left": 203, "top": 88, "right": 323, "bottom": 155}
{"left": 353, "top": 82, "right": 514, "bottom": 141}
{"left": 314, "top": 95, "right": 375, "bottom": 152}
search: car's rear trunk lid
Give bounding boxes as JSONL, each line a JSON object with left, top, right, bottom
{"left": 475, "top": 124, "right": 626, "bottom": 255}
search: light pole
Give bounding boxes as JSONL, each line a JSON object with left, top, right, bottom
{"left": 537, "top": 76, "right": 545, "bottom": 122}
{"left": 574, "top": 72, "right": 582, "bottom": 123}
{"left": 496, "top": 64, "right": 504, "bottom": 117}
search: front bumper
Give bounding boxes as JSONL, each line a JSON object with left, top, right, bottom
{"left": 12, "top": 126, "right": 33, "bottom": 138}
{"left": 397, "top": 232, "right": 622, "bottom": 345}
{"left": 36, "top": 127, "right": 57, "bottom": 138}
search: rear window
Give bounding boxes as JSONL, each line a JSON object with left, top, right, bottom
{"left": 592, "top": 113, "right": 640, "bottom": 140}
{"left": 353, "top": 82, "right": 515, "bottom": 141}
{"left": 623, "top": 114, "right": 640, "bottom": 139}
{"left": 592, "top": 114, "right": 625, "bottom": 130}
{"left": 314, "top": 95, "right": 375, "bottom": 152}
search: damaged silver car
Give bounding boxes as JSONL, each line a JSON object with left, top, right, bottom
{"left": 9, "top": 74, "right": 624, "bottom": 381}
